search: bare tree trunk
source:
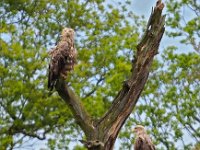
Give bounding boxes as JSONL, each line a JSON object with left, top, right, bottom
{"left": 54, "top": 0, "right": 165, "bottom": 149}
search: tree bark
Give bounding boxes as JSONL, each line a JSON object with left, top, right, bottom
{"left": 54, "top": 0, "right": 165, "bottom": 149}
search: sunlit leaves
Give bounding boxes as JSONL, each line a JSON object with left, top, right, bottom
{"left": 1, "top": 0, "right": 199, "bottom": 149}
{"left": 166, "top": 0, "right": 200, "bottom": 53}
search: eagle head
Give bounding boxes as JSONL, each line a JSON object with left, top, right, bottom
{"left": 133, "top": 125, "right": 146, "bottom": 135}
{"left": 61, "top": 28, "right": 75, "bottom": 38}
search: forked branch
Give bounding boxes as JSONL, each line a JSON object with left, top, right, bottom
{"left": 52, "top": 0, "right": 165, "bottom": 149}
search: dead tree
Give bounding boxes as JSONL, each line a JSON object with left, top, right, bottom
{"left": 53, "top": 1, "right": 165, "bottom": 149}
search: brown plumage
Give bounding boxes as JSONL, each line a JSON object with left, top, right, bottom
{"left": 48, "top": 28, "right": 77, "bottom": 90}
{"left": 133, "top": 125, "right": 156, "bottom": 150}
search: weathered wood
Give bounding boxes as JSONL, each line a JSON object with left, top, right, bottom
{"left": 55, "top": 78, "right": 95, "bottom": 139}
{"left": 54, "top": 0, "right": 165, "bottom": 149}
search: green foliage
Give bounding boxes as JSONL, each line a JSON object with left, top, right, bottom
{"left": 0, "top": 0, "right": 140, "bottom": 149}
{"left": 73, "top": 145, "right": 87, "bottom": 150}
{"left": 0, "top": 0, "right": 199, "bottom": 149}
{"left": 166, "top": 0, "right": 200, "bottom": 53}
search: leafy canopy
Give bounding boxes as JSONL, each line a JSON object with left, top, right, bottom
{"left": 0, "top": 0, "right": 199, "bottom": 149}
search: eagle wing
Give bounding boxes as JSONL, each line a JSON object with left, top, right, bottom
{"left": 48, "top": 48, "right": 63, "bottom": 91}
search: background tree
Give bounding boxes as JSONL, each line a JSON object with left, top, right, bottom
{"left": 0, "top": 0, "right": 199, "bottom": 150}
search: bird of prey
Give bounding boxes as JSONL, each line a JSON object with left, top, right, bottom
{"left": 48, "top": 27, "right": 77, "bottom": 91}
{"left": 133, "top": 125, "right": 156, "bottom": 150}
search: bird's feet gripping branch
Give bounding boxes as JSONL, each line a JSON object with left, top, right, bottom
{"left": 48, "top": 27, "right": 77, "bottom": 91}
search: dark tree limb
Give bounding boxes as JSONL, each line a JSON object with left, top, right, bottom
{"left": 55, "top": 78, "right": 95, "bottom": 139}
{"left": 53, "top": 0, "right": 165, "bottom": 149}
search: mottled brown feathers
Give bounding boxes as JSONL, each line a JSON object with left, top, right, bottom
{"left": 133, "top": 125, "right": 155, "bottom": 150}
{"left": 48, "top": 28, "right": 77, "bottom": 91}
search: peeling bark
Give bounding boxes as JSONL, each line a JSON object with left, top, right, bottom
{"left": 53, "top": 0, "right": 165, "bottom": 149}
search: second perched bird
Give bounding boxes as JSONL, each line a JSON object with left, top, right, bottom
{"left": 133, "top": 125, "right": 155, "bottom": 150}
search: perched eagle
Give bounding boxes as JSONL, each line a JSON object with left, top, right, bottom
{"left": 48, "top": 28, "right": 77, "bottom": 90}
{"left": 133, "top": 125, "right": 155, "bottom": 150}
